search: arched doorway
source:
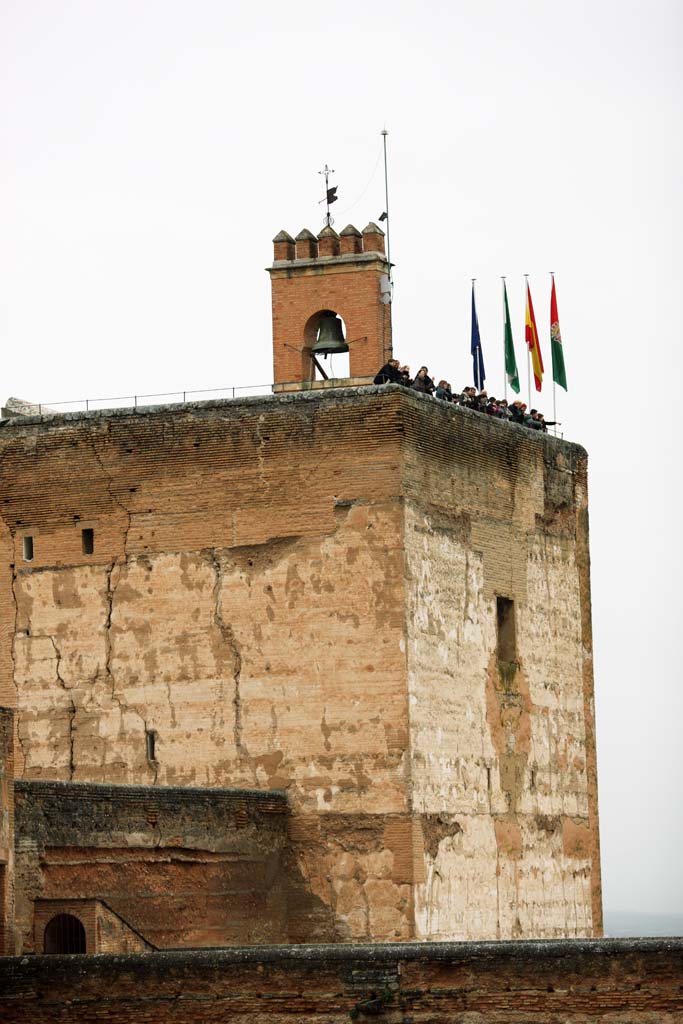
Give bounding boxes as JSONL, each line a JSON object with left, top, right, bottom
{"left": 43, "top": 913, "right": 86, "bottom": 954}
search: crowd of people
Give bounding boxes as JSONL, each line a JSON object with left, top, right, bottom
{"left": 373, "top": 359, "right": 558, "bottom": 433}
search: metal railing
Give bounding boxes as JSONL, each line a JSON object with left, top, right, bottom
{"left": 35, "top": 382, "right": 277, "bottom": 416}
{"left": 23, "top": 381, "right": 564, "bottom": 439}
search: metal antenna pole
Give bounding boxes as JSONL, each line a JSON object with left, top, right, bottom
{"left": 380, "top": 129, "right": 394, "bottom": 359}
{"left": 381, "top": 130, "right": 392, "bottom": 285}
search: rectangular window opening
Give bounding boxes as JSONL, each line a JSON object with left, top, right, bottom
{"left": 81, "top": 528, "right": 94, "bottom": 555}
{"left": 146, "top": 729, "right": 157, "bottom": 763}
{"left": 22, "top": 536, "right": 34, "bottom": 562}
{"left": 496, "top": 596, "right": 516, "bottom": 663}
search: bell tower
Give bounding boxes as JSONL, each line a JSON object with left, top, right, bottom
{"left": 267, "top": 222, "right": 392, "bottom": 390}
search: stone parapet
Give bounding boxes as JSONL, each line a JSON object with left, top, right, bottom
{"left": 0, "top": 938, "right": 681, "bottom": 1022}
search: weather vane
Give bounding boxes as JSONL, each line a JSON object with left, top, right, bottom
{"left": 318, "top": 164, "right": 338, "bottom": 227}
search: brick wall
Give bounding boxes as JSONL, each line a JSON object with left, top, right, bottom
{"left": 0, "top": 938, "right": 681, "bottom": 1022}
{"left": 0, "top": 387, "right": 601, "bottom": 944}
{"left": 268, "top": 225, "right": 392, "bottom": 383}
{"left": 33, "top": 898, "right": 152, "bottom": 954}
{"left": 14, "top": 780, "right": 287, "bottom": 951}
{"left": 0, "top": 708, "right": 14, "bottom": 955}
{"left": 1, "top": 390, "right": 412, "bottom": 944}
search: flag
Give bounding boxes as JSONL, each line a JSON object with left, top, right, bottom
{"left": 471, "top": 283, "right": 486, "bottom": 390}
{"left": 525, "top": 280, "right": 544, "bottom": 391}
{"left": 550, "top": 276, "right": 567, "bottom": 391}
{"left": 503, "top": 281, "right": 520, "bottom": 394}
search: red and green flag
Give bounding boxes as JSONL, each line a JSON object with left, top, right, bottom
{"left": 550, "top": 275, "right": 567, "bottom": 391}
{"left": 503, "top": 280, "right": 520, "bottom": 394}
{"left": 525, "top": 280, "right": 544, "bottom": 391}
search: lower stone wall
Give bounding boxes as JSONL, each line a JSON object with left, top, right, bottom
{"left": 0, "top": 938, "right": 681, "bottom": 1022}
{"left": 14, "top": 780, "right": 288, "bottom": 952}
{"left": 0, "top": 708, "right": 14, "bottom": 956}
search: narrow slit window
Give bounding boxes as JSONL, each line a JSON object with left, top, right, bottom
{"left": 22, "top": 536, "right": 34, "bottom": 562}
{"left": 496, "top": 596, "right": 516, "bottom": 663}
{"left": 146, "top": 729, "right": 157, "bottom": 762}
{"left": 81, "top": 528, "right": 94, "bottom": 555}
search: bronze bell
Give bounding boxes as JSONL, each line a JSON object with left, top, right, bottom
{"left": 311, "top": 313, "right": 349, "bottom": 356}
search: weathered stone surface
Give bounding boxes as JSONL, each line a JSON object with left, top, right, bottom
{"left": 402, "top": 400, "right": 599, "bottom": 940}
{"left": 0, "top": 708, "right": 14, "bottom": 955}
{"left": 0, "top": 387, "right": 601, "bottom": 945}
{"left": 1, "top": 938, "right": 681, "bottom": 1023}
{"left": 13, "top": 780, "right": 287, "bottom": 952}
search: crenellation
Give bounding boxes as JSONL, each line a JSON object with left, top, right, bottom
{"left": 317, "top": 224, "right": 341, "bottom": 256}
{"left": 294, "top": 227, "right": 318, "bottom": 260}
{"left": 272, "top": 229, "right": 295, "bottom": 261}
{"left": 339, "top": 223, "right": 363, "bottom": 254}
{"left": 361, "top": 221, "right": 386, "bottom": 254}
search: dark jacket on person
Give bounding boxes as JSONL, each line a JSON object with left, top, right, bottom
{"left": 510, "top": 404, "right": 526, "bottom": 424}
{"left": 435, "top": 385, "right": 452, "bottom": 402}
{"left": 412, "top": 374, "right": 435, "bottom": 395}
{"left": 373, "top": 363, "right": 402, "bottom": 385}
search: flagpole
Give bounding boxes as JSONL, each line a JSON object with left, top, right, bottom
{"left": 472, "top": 277, "right": 477, "bottom": 389}
{"left": 550, "top": 272, "right": 557, "bottom": 436}
{"left": 524, "top": 275, "right": 531, "bottom": 407}
{"left": 502, "top": 277, "right": 507, "bottom": 403}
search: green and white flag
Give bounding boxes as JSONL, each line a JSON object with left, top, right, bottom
{"left": 503, "top": 281, "right": 520, "bottom": 394}
{"left": 550, "top": 276, "right": 567, "bottom": 390}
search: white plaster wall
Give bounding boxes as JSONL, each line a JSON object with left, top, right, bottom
{"left": 405, "top": 501, "right": 593, "bottom": 940}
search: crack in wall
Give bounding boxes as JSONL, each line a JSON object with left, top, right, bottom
{"left": 103, "top": 560, "right": 117, "bottom": 695}
{"left": 9, "top": 565, "right": 28, "bottom": 771}
{"left": 206, "top": 548, "right": 249, "bottom": 767}
{"left": 254, "top": 417, "right": 268, "bottom": 488}
{"left": 89, "top": 433, "right": 132, "bottom": 558}
{"left": 40, "top": 633, "right": 76, "bottom": 781}
{"left": 164, "top": 678, "right": 177, "bottom": 728}
{"left": 102, "top": 559, "right": 148, "bottom": 770}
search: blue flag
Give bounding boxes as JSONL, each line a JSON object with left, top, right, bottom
{"left": 471, "top": 283, "right": 486, "bottom": 390}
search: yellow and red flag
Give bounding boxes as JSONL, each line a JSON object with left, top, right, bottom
{"left": 525, "top": 280, "right": 544, "bottom": 391}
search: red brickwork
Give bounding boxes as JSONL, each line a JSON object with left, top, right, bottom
{"left": 33, "top": 898, "right": 151, "bottom": 954}
{"left": 0, "top": 709, "right": 14, "bottom": 955}
{"left": 33, "top": 899, "right": 96, "bottom": 953}
{"left": 15, "top": 781, "right": 288, "bottom": 951}
{"left": 269, "top": 223, "right": 391, "bottom": 384}
{"left": 317, "top": 226, "right": 340, "bottom": 257}
{"left": 0, "top": 938, "right": 681, "bottom": 1022}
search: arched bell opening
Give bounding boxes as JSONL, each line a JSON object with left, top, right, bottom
{"left": 43, "top": 913, "right": 87, "bottom": 954}
{"left": 303, "top": 310, "right": 350, "bottom": 381}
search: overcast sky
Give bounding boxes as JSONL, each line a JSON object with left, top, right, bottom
{"left": 2, "top": 1, "right": 682, "bottom": 927}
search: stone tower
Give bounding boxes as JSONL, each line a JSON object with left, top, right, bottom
{"left": 0, "top": 224, "right": 601, "bottom": 952}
